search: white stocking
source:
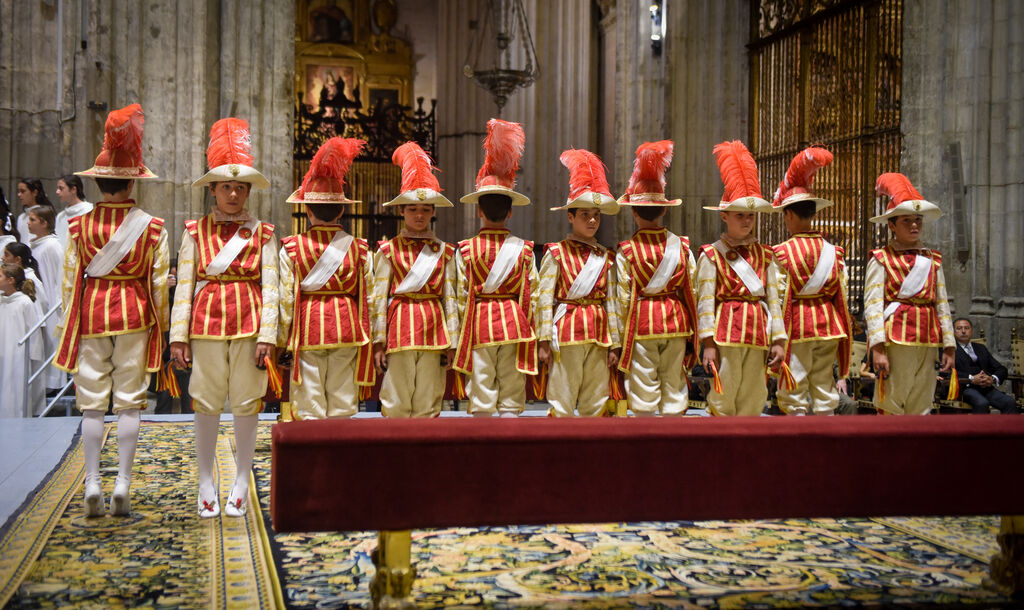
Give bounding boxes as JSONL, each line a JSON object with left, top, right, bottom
{"left": 81, "top": 411, "right": 105, "bottom": 483}
{"left": 116, "top": 409, "right": 140, "bottom": 483}
{"left": 229, "top": 414, "right": 258, "bottom": 502}
{"left": 195, "top": 413, "right": 220, "bottom": 501}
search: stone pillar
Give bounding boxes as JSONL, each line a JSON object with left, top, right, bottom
{"left": 902, "top": 0, "right": 1024, "bottom": 359}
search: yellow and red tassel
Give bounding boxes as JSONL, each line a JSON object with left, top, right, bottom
{"left": 164, "top": 362, "right": 181, "bottom": 398}
{"left": 266, "top": 355, "right": 283, "bottom": 399}
{"left": 778, "top": 362, "right": 797, "bottom": 392}
{"left": 451, "top": 371, "right": 467, "bottom": 400}
{"left": 947, "top": 368, "right": 959, "bottom": 400}
{"left": 531, "top": 364, "right": 548, "bottom": 400}
{"left": 709, "top": 361, "right": 724, "bottom": 395}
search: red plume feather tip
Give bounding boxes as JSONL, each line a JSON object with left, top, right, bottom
{"left": 476, "top": 118, "right": 525, "bottom": 189}
{"left": 393, "top": 142, "right": 441, "bottom": 192}
{"left": 713, "top": 140, "right": 762, "bottom": 201}
{"left": 206, "top": 118, "right": 254, "bottom": 169}
{"left": 875, "top": 172, "right": 923, "bottom": 206}
{"left": 560, "top": 148, "right": 612, "bottom": 200}
{"left": 103, "top": 103, "right": 145, "bottom": 165}
{"left": 773, "top": 147, "right": 833, "bottom": 204}
{"left": 626, "top": 140, "right": 674, "bottom": 195}
{"left": 301, "top": 137, "right": 365, "bottom": 195}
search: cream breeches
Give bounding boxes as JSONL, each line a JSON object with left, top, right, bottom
{"left": 380, "top": 349, "right": 445, "bottom": 418}
{"left": 777, "top": 339, "right": 840, "bottom": 415}
{"left": 548, "top": 343, "right": 610, "bottom": 417}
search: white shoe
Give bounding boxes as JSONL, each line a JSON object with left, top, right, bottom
{"left": 224, "top": 492, "right": 247, "bottom": 517}
{"left": 83, "top": 476, "right": 104, "bottom": 518}
{"left": 110, "top": 476, "right": 131, "bottom": 516}
{"left": 198, "top": 496, "right": 220, "bottom": 518}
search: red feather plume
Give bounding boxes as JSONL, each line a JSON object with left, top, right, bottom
{"left": 560, "top": 148, "right": 612, "bottom": 200}
{"left": 475, "top": 118, "right": 525, "bottom": 189}
{"left": 773, "top": 147, "right": 833, "bottom": 204}
{"left": 300, "top": 137, "right": 365, "bottom": 195}
{"left": 875, "top": 172, "right": 923, "bottom": 206}
{"left": 393, "top": 142, "right": 441, "bottom": 192}
{"left": 206, "top": 118, "right": 254, "bottom": 169}
{"left": 102, "top": 103, "right": 145, "bottom": 166}
{"left": 626, "top": 140, "right": 673, "bottom": 195}
{"left": 713, "top": 140, "right": 762, "bottom": 201}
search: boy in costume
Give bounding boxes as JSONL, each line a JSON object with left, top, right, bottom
{"left": 279, "top": 137, "right": 375, "bottom": 419}
{"left": 697, "top": 140, "right": 787, "bottom": 416}
{"left": 771, "top": 147, "right": 853, "bottom": 415}
{"left": 536, "top": 148, "right": 620, "bottom": 417}
{"left": 864, "top": 173, "right": 954, "bottom": 415}
{"left": 371, "top": 142, "right": 458, "bottom": 418}
{"left": 169, "top": 118, "right": 279, "bottom": 518}
{"left": 613, "top": 141, "right": 698, "bottom": 416}
{"left": 452, "top": 118, "right": 538, "bottom": 417}
{"left": 56, "top": 103, "right": 169, "bottom": 516}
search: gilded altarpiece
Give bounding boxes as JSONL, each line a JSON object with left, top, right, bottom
{"left": 293, "top": 0, "right": 436, "bottom": 242}
{"left": 749, "top": 0, "right": 902, "bottom": 314}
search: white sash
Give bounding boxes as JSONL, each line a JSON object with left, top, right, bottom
{"left": 195, "top": 218, "right": 260, "bottom": 295}
{"left": 552, "top": 250, "right": 607, "bottom": 351}
{"left": 394, "top": 239, "right": 444, "bottom": 295}
{"left": 643, "top": 232, "right": 681, "bottom": 295}
{"left": 712, "top": 240, "right": 765, "bottom": 296}
{"left": 84, "top": 207, "right": 153, "bottom": 277}
{"left": 798, "top": 242, "right": 836, "bottom": 296}
{"left": 482, "top": 236, "right": 525, "bottom": 294}
{"left": 883, "top": 253, "right": 932, "bottom": 320}
{"left": 300, "top": 230, "right": 354, "bottom": 292}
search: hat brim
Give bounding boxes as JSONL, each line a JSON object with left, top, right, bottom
{"left": 774, "top": 193, "right": 834, "bottom": 211}
{"left": 460, "top": 185, "right": 530, "bottom": 206}
{"left": 703, "top": 196, "right": 774, "bottom": 212}
{"left": 869, "top": 200, "right": 942, "bottom": 224}
{"left": 550, "top": 192, "right": 620, "bottom": 214}
{"left": 192, "top": 165, "right": 270, "bottom": 190}
{"left": 616, "top": 192, "right": 682, "bottom": 207}
{"left": 384, "top": 189, "right": 454, "bottom": 208}
{"left": 75, "top": 164, "right": 159, "bottom": 180}
{"left": 286, "top": 189, "right": 361, "bottom": 205}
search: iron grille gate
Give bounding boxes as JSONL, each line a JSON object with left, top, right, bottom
{"left": 749, "top": 0, "right": 902, "bottom": 316}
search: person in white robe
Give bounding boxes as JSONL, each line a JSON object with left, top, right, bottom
{"left": 0, "top": 264, "right": 44, "bottom": 417}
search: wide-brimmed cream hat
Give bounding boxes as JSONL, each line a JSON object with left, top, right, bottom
{"left": 460, "top": 118, "right": 530, "bottom": 206}
{"left": 384, "top": 142, "right": 453, "bottom": 207}
{"left": 76, "top": 103, "right": 158, "bottom": 180}
{"left": 703, "top": 140, "right": 773, "bottom": 213}
{"left": 617, "top": 140, "right": 681, "bottom": 207}
{"left": 869, "top": 172, "right": 942, "bottom": 223}
{"left": 191, "top": 118, "right": 269, "bottom": 190}
{"left": 771, "top": 147, "right": 834, "bottom": 212}
{"left": 551, "top": 148, "right": 618, "bottom": 214}
{"left": 286, "top": 137, "right": 366, "bottom": 204}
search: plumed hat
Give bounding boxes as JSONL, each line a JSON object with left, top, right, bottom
{"left": 192, "top": 118, "right": 269, "bottom": 189}
{"left": 552, "top": 148, "right": 618, "bottom": 214}
{"left": 869, "top": 172, "right": 942, "bottom": 224}
{"left": 286, "top": 137, "right": 365, "bottom": 204}
{"left": 384, "top": 142, "right": 452, "bottom": 207}
{"left": 772, "top": 147, "right": 834, "bottom": 211}
{"left": 76, "top": 103, "right": 158, "bottom": 180}
{"left": 703, "top": 140, "right": 772, "bottom": 212}
{"left": 618, "top": 140, "right": 680, "bottom": 206}
{"left": 460, "top": 118, "right": 530, "bottom": 206}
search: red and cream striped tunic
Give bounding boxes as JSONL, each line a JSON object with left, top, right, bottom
{"left": 68, "top": 202, "right": 164, "bottom": 336}
{"left": 185, "top": 215, "right": 274, "bottom": 339}
{"left": 539, "top": 239, "right": 614, "bottom": 346}
{"left": 870, "top": 245, "right": 944, "bottom": 346}
{"left": 617, "top": 229, "right": 695, "bottom": 340}
{"left": 698, "top": 242, "right": 777, "bottom": 348}
{"left": 773, "top": 233, "right": 848, "bottom": 342}
{"left": 374, "top": 236, "right": 455, "bottom": 352}
{"left": 281, "top": 226, "right": 370, "bottom": 349}
{"left": 452, "top": 228, "right": 538, "bottom": 375}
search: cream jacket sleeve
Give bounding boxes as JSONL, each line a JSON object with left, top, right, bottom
{"left": 169, "top": 231, "right": 197, "bottom": 344}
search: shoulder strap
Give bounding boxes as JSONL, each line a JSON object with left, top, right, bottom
{"left": 711, "top": 240, "right": 765, "bottom": 296}
{"left": 394, "top": 239, "right": 444, "bottom": 295}
{"left": 482, "top": 235, "right": 525, "bottom": 294}
{"left": 300, "top": 230, "right": 354, "bottom": 292}
{"left": 643, "top": 232, "right": 681, "bottom": 295}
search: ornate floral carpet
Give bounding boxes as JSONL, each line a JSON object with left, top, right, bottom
{"left": 1, "top": 421, "right": 1019, "bottom": 608}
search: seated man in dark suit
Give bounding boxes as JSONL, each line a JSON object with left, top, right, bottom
{"left": 953, "top": 318, "right": 1019, "bottom": 414}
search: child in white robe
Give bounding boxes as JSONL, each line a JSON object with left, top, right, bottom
{"left": 0, "top": 263, "right": 43, "bottom": 417}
